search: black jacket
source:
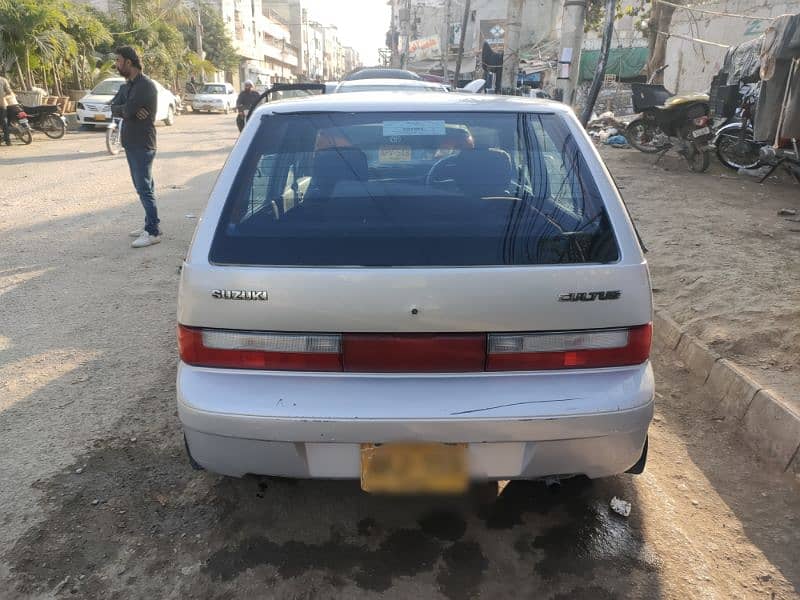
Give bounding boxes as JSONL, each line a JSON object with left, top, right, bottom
{"left": 111, "top": 73, "right": 158, "bottom": 150}
{"left": 236, "top": 89, "right": 261, "bottom": 113}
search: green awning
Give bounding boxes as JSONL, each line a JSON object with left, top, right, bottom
{"left": 579, "top": 47, "right": 648, "bottom": 81}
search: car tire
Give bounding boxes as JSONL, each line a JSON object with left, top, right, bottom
{"left": 164, "top": 105, "right": 175, "bottom": 126}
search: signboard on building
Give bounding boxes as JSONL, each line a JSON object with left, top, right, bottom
{"left": 409, "top": 36, "right": 441, "bottom": 61}
{"left": 480, "top": 20, "right": 507, "bottom": 53}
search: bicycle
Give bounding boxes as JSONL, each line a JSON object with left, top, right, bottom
{"left": 106, "top": 116, "right": 123, "bottom": 155}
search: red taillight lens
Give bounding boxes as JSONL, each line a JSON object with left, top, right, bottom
{"left": 177, "top": 325, "right": 343, "bottom": 371}
{"left": 486, "top": 324, "right": 652, "bottom": 371}
{"left": 179, "top": 324, "right": 651, "bottom": 372}
{"left": 693, "top": 116, "right": 709, "bottom": 127}
{"left": 343, "top": 334, "right": 486, "bottom": 372}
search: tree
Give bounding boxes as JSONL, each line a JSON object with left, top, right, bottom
{"left": 179, "top": 2, "right": 238, "bottom": 73}
{"left": 0, "top": 0, "right": 70, "bottom": 89}
{"left": 62, "top": 3, "right": 113, "bottom": 89}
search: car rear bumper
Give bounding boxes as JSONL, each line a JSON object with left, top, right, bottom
{"left": 178, "top": 361, "right": 654, "bottom": 480}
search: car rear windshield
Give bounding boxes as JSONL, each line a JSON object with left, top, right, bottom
{"left": 210, "top": 111, "right": 618, "bottom": 267}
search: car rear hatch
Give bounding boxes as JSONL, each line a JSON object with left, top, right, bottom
{"left": 178, "top": 106, "right": 651, "bottom": 373}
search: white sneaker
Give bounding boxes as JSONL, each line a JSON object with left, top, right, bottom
{"left": 129, "top": 228, "right": 144, "bottom": 237}
{"left": 131, "top": 231, "right": 162, "bottom": 248}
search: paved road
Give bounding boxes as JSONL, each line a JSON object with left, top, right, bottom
{"left": 1, "top": 115, "right": 798, "bottom": 599}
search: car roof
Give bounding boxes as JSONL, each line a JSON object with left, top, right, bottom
{"left": 254, "top": 91, "right": 568, "bottom": 116}
{"left": 336, "top": 79, "right": 445, "bottom": 89}
{"left": 344, "top": 68, "right": 421, "bottom": 81}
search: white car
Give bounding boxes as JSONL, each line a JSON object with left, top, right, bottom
{"left": 76, "top": 77, "right": 177, "bottom": 128}
{"left": 177, "top": 92, "right": 654, "bottom": 492}
{"left": 334, "top": 78, "right": 448, "bottom": 93}
{"left": 190, "top": 82, "right": 237, "bottom": 113}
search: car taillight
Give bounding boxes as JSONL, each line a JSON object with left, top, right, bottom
{"left": 178, "top": 325, "right": 343, "bottom": 371}
{"left": 486, "top": 324, "right": 652, "bottom": 371}
{"left": 179, "top": 324, "right": 652, "bottom": 372}
{"left": 693, "top": 116, "right": 709, "bottom": 127}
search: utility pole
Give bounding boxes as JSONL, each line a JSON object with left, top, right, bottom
{"left": 195, "top": 0, "right": 205, "bottom": 82}
{"left": 400, "top": 0, "right": 411, "bottom": 69}
{"left": 452, "top": 0, "right": 471, "bottom": 88}
{"left": 440, "top": 0, "right": 451, "bottom": 81}
{"left": 579, "top": 0, "right": 615, "bottom": 126}
{"left": 556, "top": 0, "right": 587, "bottom": 105}
{"left": 500, "top": 0, "right": 524, "bottom": 93}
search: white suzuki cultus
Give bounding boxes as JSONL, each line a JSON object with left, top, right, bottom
{"left": 177, "top": 92, "right": 653, "bottom": 494}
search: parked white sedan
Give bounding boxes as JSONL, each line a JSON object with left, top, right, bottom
{"left": 76, "top": 77, "right": 177, "bottom": 128}
{"left": 190, "top": 82, "right": 237, "bottom": 113}
{"left": 177, "top": 92, "right": 654, "bottom": 493}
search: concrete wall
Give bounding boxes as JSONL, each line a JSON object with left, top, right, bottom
{"left": 664, "top": 0, "right": 797, "bottom": 94}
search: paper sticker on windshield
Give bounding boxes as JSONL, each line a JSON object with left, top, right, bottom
{"left": 383, "top": 121, "right": 446, "bottom": 137}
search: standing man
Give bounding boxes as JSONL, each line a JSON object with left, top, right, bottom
{"left": 235, "top": 80, "right": 261, "bottom": 132}
{"left": 0, "top": 75, "right": 13, "bottom": 146}
{"left": 111, "top": 46, "right": 162, "bottom": 248}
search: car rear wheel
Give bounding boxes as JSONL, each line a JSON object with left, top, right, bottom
{"left": 164, "top": 105, "right": 176, "bottom": 126}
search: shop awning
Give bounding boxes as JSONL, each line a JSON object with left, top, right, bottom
{"left": 579, "top": 46, "right": 648, "bottom": 81}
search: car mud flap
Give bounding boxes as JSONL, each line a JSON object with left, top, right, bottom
{"left": 625, "top": 436, "right": 648, "bottom": 475}
{"left": 184, "top": 433, "right": 205, "bottom": 471}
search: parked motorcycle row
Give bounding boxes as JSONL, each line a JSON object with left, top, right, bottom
{"left": 624, "top": 49, "right": 799, "bottom": 182}
{"left": 4, "top": 103, "right": 67, "bottom": 145}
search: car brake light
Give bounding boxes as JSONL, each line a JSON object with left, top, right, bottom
{"left": 486, "top": 324, "right": 652, "bottom": 371}
{"left": 178, "top": 325, "right": 343, "bottom": 371}
{"left": 179, "top": 324, "right": 651, "bottom": 372}
{"left": 343, "top": 334, "right": 486, "bottom": 372}
{"left": 693, "top": 116, "right": 709, "bottom": 127}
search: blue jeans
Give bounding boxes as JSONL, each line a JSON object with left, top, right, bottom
{"left": 125, "top": 146, "right": 160, "bottom": 235}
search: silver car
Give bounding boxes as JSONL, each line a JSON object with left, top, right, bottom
{"left": 177, "top": 92, "right": 654, "bottom": 493}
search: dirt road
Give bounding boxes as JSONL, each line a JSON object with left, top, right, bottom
{"left": 1, "top": 116, "right": 798, "bottom": 599}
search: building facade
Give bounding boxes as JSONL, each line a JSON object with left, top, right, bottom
{"left": 209, "top": 0, "right": 299, "bottom": 87}
{"left": 387, "top": 0, "right": 561, "bottom": 85}
{"left": 343, "top": 46, "right": 362, "bottom": 76}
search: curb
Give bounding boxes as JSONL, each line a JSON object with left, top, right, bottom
{"left": 653, "top": 310, "right": 800, "bottom": 475}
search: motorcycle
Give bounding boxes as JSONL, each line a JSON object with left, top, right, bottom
{"left": 22, "top": 104, "right": 66, "bottom": 139}
{"left": 5, "top": 105, "right": 33, "bottom": 145}
{"left": 713, "top": 83, "right": 764, "bottom": 171}
{"left": 625, "top": 65, "right": 713, "bottom": 172}
{"left": 105, "top": 116, "right": 123, "bottom": 155}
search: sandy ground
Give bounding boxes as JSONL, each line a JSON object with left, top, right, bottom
{"left": 600, "top": 145, "right": 800, "bottom": 410}
{"left": 0, "top": 114, "right": 798, "bottom": 599}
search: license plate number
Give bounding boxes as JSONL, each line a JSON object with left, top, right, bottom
{"left": 360, "top": 443, "right": 468, "bottom": 494}
{"left": 379, "top": 145, "right": 412, "bottom": 163}
{"left": 692, "top": 126, "right": 711, "bottom": 138}
{"left": 94, "top": 114, "right": 107, "bottom": 121}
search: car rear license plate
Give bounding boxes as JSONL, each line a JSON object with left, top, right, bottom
{"left": 379, "top": 145, "right": 412, "bottom": 163}
{"left": 94, "top": 114, "right": 107, "bottom": 121}
{"left": 360, "top": 443, "right": 468, "bottom": 494}
{"left": 692, "top": 126, "right": 711, "bottom": 138}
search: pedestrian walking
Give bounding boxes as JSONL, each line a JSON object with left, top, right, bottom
{"left": 110, "top": 46, "right": 162, "bottom": 248}
{"left": 235, "top": 80, "right": 261, "bottom": 132}
{"left": 0, "top": 75, "right": 14, "bottom": 146}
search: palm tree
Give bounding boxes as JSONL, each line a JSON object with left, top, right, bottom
{"left": 0, "top": 0, "right": 69, "bottom": 89}
{"left": 62, "top": 2, "right": 113, "bottom": 90}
